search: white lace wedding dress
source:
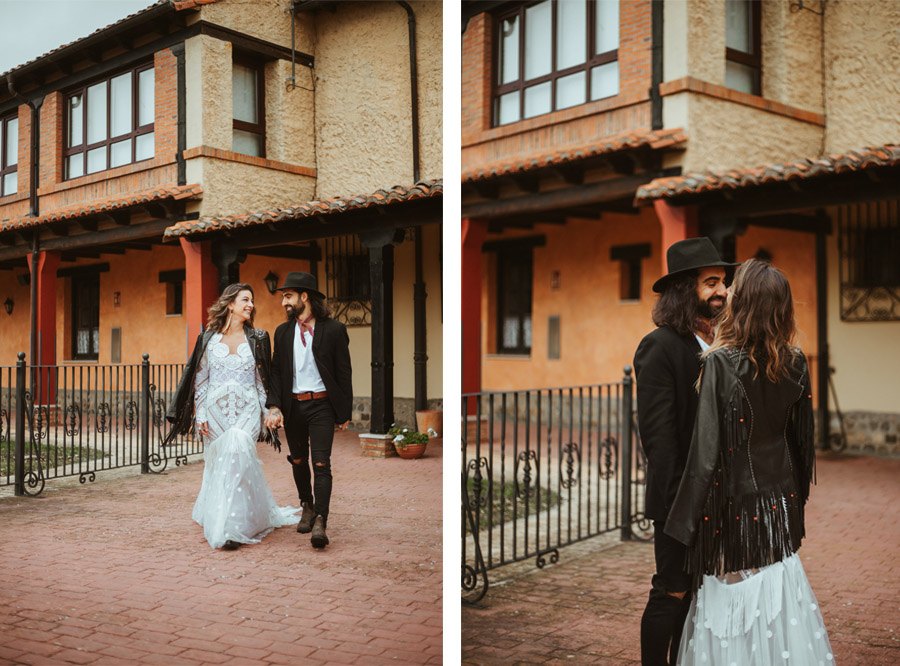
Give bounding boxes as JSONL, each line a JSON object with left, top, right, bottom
{"left": 192, "top": 333, "right": 298, "bottom": 548}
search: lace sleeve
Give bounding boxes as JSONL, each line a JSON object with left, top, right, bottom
{"left": 255, "top": 363, "right": 267, "bottom": 414}
{"left": 194, "top": 344, "right": 209, "bottom": 424}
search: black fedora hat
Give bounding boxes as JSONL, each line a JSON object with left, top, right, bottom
{"left": 275, "top": 272, "right": 326, "bottom": 299}
{"left": 652, "top": 237, "right": 739, "bottom": 293}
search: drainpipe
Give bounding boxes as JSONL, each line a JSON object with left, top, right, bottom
{"left": 7, "top": 76, "right": 43, "bottom": 368}
{"left": 650, "top": 0, "right": 664, "bottom": 130}
{"left": 395, "top": 1, "right": 427, "bottom": 413}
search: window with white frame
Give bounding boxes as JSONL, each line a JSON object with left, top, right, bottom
{"left": 494, "top": 0, "right": 620, "bottom": 126}
{"left": 0, "top": 113, "right": 18, "bottom": 196}
{"left": 725, "top": 0, "right": 761, "bottom": 95}
{"left": 64, "top": 64, "right": 155, "bottom": 180}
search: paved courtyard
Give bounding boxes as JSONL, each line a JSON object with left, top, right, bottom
{"left": 462, "top": 453, "right": 900, "bottom": 664}
{"left": 0, "top": 432, "right": 442, "bottom": 665}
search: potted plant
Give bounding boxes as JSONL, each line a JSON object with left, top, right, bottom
{"left": 389, "top": 425, "right": 431, "bottom": 459}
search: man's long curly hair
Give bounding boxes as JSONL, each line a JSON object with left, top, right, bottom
{"left": 286, "top": 289, "right": 332, "bottom": 322}
{"left": 206, "top": 283, "right": 255, "bottom": 331}
{"left": 705, "top": 258, "right": 798, "bottom": 382}
{"left": 652, "top": 271, "right": 701, "bottom": 337}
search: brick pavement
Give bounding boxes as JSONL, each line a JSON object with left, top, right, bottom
{"left": 0, "top": 432, "right": 442, "bottom": 665}
{"left": 462, "top": 453, "right": 900, "bottom": 664}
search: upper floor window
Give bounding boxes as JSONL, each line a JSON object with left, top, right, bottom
{"left": 494, "top": 0, "right": 619, "bottom": 126}
{"left": 64, "top": 64, "right": 155, "bottom": 180}
{"left": 233, "top": 57, "right": 265, "bottom": 157}
{"left": 725, "top": 0, "right": 761, "bottom": 95}
{"left": 0, "top": 113, "right": 18, "bottom": 196}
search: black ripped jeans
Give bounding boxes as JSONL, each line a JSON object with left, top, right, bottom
{"left": 640, "top": 521, "right": 692, "bottom": 666}
{"left": 284, "top": 398, "right": 336, "bottom": 522}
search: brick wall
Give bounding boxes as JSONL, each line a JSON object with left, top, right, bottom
{"left": 462, "top": 1, "right": 654, "bottom": 172}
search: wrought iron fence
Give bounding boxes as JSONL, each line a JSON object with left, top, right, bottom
{"left": 462, "top": 367, "right": 650, "bottom": 603}
{"left": 0, "top": 353, "right": 199, "bottom": 496}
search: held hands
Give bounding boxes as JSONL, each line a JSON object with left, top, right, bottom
{"left": 265, "top": 407, "right": 284, "bottom": 430}
{"left": 196, "top": 421, "right": 210, "bottom": 438}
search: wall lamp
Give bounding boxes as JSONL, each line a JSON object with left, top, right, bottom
{"left": 263, "top": 271, "right": 280, "bottom": 295}
{"left": 3, "top": 297, "right": 13, "bottom": 316}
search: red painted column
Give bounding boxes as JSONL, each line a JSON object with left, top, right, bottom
{"left": 461, "top": 217, "right": 487, "bottom": 399}
{"left": 27, "top": 251, "right": 60, "bottom": 404}
{"left": 180, "top": 238, "right": 219, "bottom": 346}
{"left": 653, "top": 200, "right": 698, "bottom": 273}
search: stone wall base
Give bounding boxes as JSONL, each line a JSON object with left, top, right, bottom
{"left": 349, "top": 397, "right": 443, "bottom": 433}
{"left": 831, "top": 410, "right": 900, "bottom": 457}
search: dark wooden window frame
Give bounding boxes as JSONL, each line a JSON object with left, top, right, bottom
{"left": 232, "top": 53, "right": 266, "bottom": 158}
{"left": 493, "top": 0, "right": 619, "bottom": 126}
{"left": 71, "top": 271, "right": 102, "bottom": 361}
{"left": 610, "top": 243, "right": 650, "bottom": 301}
{"left": 63, "top": 62, "right": 155, "bottom": 181}
{"left": 0, "top": 113, "right": 18, "bottom": 197}
{"left": 159, "top": 269, "right": 186, "bottom": 316}
{"left": 485, "top": 236, "right": 545, "bottom": 356}
{"left": 725, "top": 0, "right": 762, "bottom": 96}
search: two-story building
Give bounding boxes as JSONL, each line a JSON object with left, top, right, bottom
{"left": 0, "top": 0, "right": 443, "bottom": 434}
{"left": 461, "top": 0, "right": 899, "bottom": 453}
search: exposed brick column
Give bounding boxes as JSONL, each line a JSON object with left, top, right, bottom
{"left": 461, "top": 218, "right": 487, "bottom": 399}
{"left": 653, "top": 200, "right": 698, "bottom": 273}
{"left": 27, "top": 251, "right": 60, "bottom": 404}
{"left": 180, "top": 238, "right": 219, "bottom": 342}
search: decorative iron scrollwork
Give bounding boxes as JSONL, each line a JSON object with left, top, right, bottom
{"left": 631, "top": 512, "right": 654, "bottom": 542}
{"left": 465, "top": 457, "right": 490, "bottom": 509}
{"left": 515, "top": 450, "right": 537, "bottom": 500}
{"left": 64, "top": 404, "right": 81, "bottom": 437}
{"left": 96, "top": 402, "right": 111, "bottom": 433}
{"left": 840, "top": 286, "right": 900, "bottom": 322}
{"left": 174, "top": 455, "right": 189, "bottom": 467}
{"left": 331, "top": 300, "right": 372, "bottom": 327}
{"left": 560, "top": 442, "right": 580, "bottom": 489}
{"left": 124, "top": 400, "right": 137, "bottom": 431}
{"left": 600, "top": 435, "right": 618, "bottom": 481}
{"left": 0, "top": 408, "right": 7, "bottom": 442}
{"left": 23, "top": 470, "right": 45, "bottom": 496}
{"left": 147, "top": 452, "right": 166, "bottom": 474}
{"left": 79, "top": 471, "right": 96, "bottom": 484}
{"left": 536, "top": 548, "right": 559, "bottom": 569}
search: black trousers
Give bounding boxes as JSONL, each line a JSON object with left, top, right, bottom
{"left": 284, "top": 398, "right": 336, "bottom": 521}
{"left": 640, "top": 520, "right": 692, "bottom": 666}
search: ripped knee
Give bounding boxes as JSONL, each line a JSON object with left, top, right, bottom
{"left": 286, "top": 455, "right": 307, "bottom": 466}
{"left": 311, "top": 456, "right": 331, "bottom": 472}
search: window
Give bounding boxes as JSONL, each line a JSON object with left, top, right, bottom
{"left": 839, "top": 201, "right": 900, "bottom": 321}
{"left": 325, "top": 236, "right": 371, "bottom": 326}
{"left": 496, "top": 246, "right": 533, "bottom": 354}
{"left": 725, "top": 0, "right": 761, "bottom": 95}
{"left": 0, "top": 113, "right": 17, "bottom": 196}
{"left": 610, "top": 243, "right": 650, "bottom": 301}
{"left": 64, "top": 64, "right": 155, "bottom": 180}
{"left": 233, "top": 57, "right": 265, "bottom": 157}
{"left": 72, "top": 273, "right": 100, "bottom": 360}
{"left": 494, "top": 0, "right": 619, "bottom": 126}
{"left": 159, "top": 270, "right": 185, "bottom": 316}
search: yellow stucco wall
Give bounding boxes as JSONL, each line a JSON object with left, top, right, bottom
{"left": 0, "top": 273, "right": 32, "bottom": 364}
{"left": 311, "top": 0, "right": 442, "bottom": 198}
{"left": 823, "top": 0, "right": 900, "bottom": 153}
{"left": 199, "top": 0, "right": 314, "bottom": 53}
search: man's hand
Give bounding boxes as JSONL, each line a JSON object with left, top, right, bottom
{"left": 265, "top": 408, "right": 284, "bottom": 430}
{"left": 196, "top": 421, "right": 209, "bottom": 438}
{"left": 335, "top": 421, "right": 350, "bottom": 431}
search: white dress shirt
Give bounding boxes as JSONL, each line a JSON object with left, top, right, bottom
{"left": 292, "top": 322, "right": 327, "bottom": 393}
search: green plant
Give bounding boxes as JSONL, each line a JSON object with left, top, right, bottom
{"left": 388, "top": 424, "right": 429, "bottom": 447}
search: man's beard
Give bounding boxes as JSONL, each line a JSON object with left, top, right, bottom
{"left": 285, "top": 302, "right": 306, "bottom": 322}
{"left": 697, "top": 296, "right": 725, "bottom": 320}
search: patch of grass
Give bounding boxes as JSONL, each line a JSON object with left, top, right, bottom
{"left": 465, "top": 477, "right": 561, "bottom": 530}
{"left": 0, "top": 438, "right": 108, "bottom": 476}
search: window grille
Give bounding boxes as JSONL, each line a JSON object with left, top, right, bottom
{"left": 325, "top": 236, "right": 371, "bottom": 326}
{"left": 838, "top": 200, "right": 900, "bottom": 321}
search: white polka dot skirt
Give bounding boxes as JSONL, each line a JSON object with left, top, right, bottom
{"left": 678, "top": 553, "right": 834, "bottom": 665}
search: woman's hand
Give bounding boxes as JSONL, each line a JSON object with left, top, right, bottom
{"left": 196, "top": 421, "right": 210, "bottom": 437}
{"left": 265, "top": 407, "right": 284, "bottom": 430}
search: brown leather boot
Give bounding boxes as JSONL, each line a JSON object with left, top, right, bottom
{"left": 296, "top": 502, "right": 315, "bottom": 533}
{"left": 310, "top": 516, "right": 329, "bottom": 549}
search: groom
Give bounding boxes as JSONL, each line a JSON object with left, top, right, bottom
{"left": 265, "top": 272, "right": 352, "bottom": 549}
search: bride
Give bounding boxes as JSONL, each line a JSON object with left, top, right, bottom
{"left": 165, "top": 283, "right": 298, "bottom": 550}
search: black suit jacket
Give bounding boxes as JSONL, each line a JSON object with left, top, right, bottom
{"left": 267, "top": 317, "right": 353, "bottom": 424}
{"left": 633, "top": 325, "right": 703, "bottom": 522}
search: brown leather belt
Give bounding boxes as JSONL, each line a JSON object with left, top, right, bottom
{"left": 293, "top": 391, "right": 328, "bottom": 401}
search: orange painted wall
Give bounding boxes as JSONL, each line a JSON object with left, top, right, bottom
{"left": 0, "top": 271, "right": 33, "bottom": 364}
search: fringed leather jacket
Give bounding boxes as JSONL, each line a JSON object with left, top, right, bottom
{"left": 664, "top": 347, "right": 815, "bottom": 588}
{"left": 163, "top": 325, "right": 277, "bottom": 448}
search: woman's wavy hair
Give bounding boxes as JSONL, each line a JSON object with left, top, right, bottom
{"left": 206, "top": 283, "right": 255, "bottom": 332}
{"left": 705, "top": 258, "right": 798, "bottom": 382}
{"left": 651, "top": 270, "right": 700, "bottom": 337}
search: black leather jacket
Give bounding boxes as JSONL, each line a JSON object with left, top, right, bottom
{"left": 163, "top": 325, "right": 276, "bottom": 447}
{"left": 664, "top": 347, "right": 815, "bottom": 586}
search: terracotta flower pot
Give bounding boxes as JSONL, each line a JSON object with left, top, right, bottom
{"left": 415, "top": 409, "right": 443, "bottom": 437}
{"left": 395, "top": 443, "right": 427, "bottom": 459}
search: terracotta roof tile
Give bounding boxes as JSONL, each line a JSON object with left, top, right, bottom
{"left": 172, "top": 0, "right": 223, "bottom": 9}
{"left": 635, "top": 144, "right": 900, "bottom": 202}
{"left": 1, "top": 183, "right": 203, "bottom": 232}
{"left": 163, "top": 179, "right": 443, "bottom": 239}
{"left": 462, "top": 128, "right": 687, "bottom": 184}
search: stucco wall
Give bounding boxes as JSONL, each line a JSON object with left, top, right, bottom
{"left": 199, "top": 0, "right": 314, "bottom": 53}
{"left": 185, "top": 34, "right": 232, "bottom": 152}
{"left": 664, "top": 93, "right": 822, "bottom": 172}
{"left": 265, "top": 59, "right": 316, "bottom": 167}
{"left": 823, "top": 0, "right": 900, "bottom": 153}
{"left": 312, "top": 0, "right": 442, "bottom": 198}
{"left": 0, "top": 273, "right": 32, "bottom": 363}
